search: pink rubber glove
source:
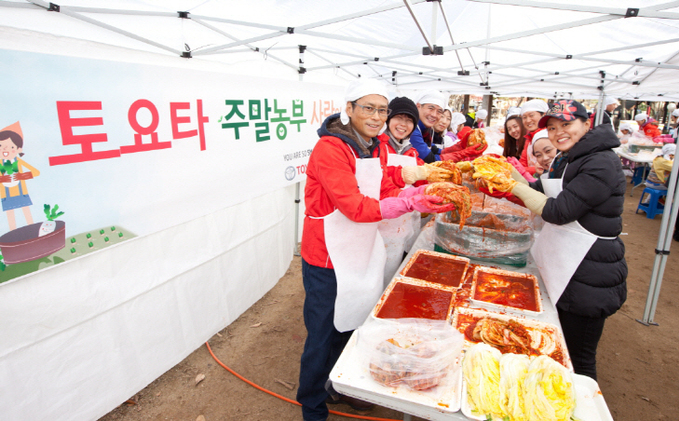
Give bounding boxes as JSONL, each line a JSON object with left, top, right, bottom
{"left": 380, "top": 195, "right": 456, "bottom": 219}
{"left": 398, "top": 185, "right": 427, "bottom": 199}
{"left": 412, "top": 195, "right": 458, "bottom": 213}
{"left": 507, "top": 157, "right": 536, "bottom": 183}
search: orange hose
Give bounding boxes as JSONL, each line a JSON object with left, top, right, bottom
{"left": 205, "top": 342, "right": 401, "bottom": 421}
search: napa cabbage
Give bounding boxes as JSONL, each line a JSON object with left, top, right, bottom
{"left": 499, "top": 353, "right": 530, "bottom": 421}
{"left": 463, "top": 343, "right": 503, "bottom": 418}
{"left": 523, "top": 355, "right": 575, "bottom": 421}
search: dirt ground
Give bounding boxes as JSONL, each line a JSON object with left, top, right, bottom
{"left": 100, "top": 181, "right": 679, "bottom": 421}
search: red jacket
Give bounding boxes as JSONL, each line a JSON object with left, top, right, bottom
{"left": 641, "top": 119, "right": 661, "bottom": 139}
{"left": 374, "top": 133, "right": 424, "bottom": 188}
{"left": 519, "top": 129, "right": 539, "bottom": 174}
{"left": 301, "top": 117, "right": 403, "bottom": 268}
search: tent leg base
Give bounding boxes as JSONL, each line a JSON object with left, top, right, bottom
{"left": 636, "top": 318, "right": 659, "bottom": 327}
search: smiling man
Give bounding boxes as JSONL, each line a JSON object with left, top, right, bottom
{"left": 409, "top": 90, "right": 446, "bottom": 163}
{"left": 297, "top": 80, "right": 456, "bottom": 421}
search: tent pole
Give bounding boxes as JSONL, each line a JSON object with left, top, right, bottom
{"left": 431, "top": 0, "right": 437, "bottom": 48}
{"left": 595, "top": 72, "right": 606, "bottom": 126}
{"left": 403, "top": 0, "right": 434, "bottom": 53}
{"left": 638, "top": 152, "right": 679, "bottom": 325}
{"left": 437, "top": 2, "right": 468, "bottom": 74}
{"left": 299, "top": 45, "right": 306, "bottom": 82}
{"left": 294, "top": 182, "right": 302, "bottom": 256}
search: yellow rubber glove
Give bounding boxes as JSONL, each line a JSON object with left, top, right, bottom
{"left": 510, "top": 166, "right": 529, "bottom": 185}
{"left": 402, "top": 165, "right": 454, "bottom": 184}
{"left": 423, "top": 163, "right": 454, "bottom": 182}
{"left": 402, "top": 166, "right": 429, "bottom": 185}
{"left": 511, "top": 183, "right": 548, "bottom": 215}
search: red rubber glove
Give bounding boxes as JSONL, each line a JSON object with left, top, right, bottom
{"left": 440, "top": 143, "right": 487, "bottom": 162}
{"left": 411, "top": 195, "right": 458, "bottom": 213}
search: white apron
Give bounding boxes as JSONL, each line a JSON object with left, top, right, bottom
{"left": 377, "top": 153, "right": 420, "bottom": 287}
{"left": 531, "top": 163, "right": 614, "bottom": 305}
{"left": 322, "top": 152, "right": 386, "bottom": 332}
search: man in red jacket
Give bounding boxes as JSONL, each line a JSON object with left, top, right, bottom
{"left": 297, "top": 80, "right": 455, "bottom": 421}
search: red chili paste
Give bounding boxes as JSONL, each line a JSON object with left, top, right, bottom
{"left": 376, "top": 282, "right": 453, "bottom": 320}
{"left": 473, "top": 272, "right": 538, "bottom": 311}
{"left": 403, "top": 254, "right": 467, "bottom": 288}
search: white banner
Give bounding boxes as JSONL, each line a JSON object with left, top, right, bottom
{"left": 0, "top": 48, "right": 343, "bottom": 279}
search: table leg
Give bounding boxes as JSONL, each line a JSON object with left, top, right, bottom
{"left": 631, "top": 164, "right": 649, "bottom": 197}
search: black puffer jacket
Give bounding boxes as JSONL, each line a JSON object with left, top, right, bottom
{"left": 531, "top": 124, "right": 627, "bottom": 318}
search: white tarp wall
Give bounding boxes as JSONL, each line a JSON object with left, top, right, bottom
{"left": 0, "top": 187, "right": 294, "bottom": 421}
{"left": 0, "top": 28, "right": 344, "bottom": 420}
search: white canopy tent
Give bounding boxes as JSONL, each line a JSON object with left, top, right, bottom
{"left": 2, "top": 0, "right": 679, "bottom": 419}
{"left": 2, "top": 0, "right": 679, "bottom": 99}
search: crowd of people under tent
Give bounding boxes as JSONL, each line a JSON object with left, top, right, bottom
{"left": 295, "top": 79, "right": 677, "bottom": 421}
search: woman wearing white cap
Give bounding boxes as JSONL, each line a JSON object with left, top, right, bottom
{"left": 445, "top": 111, "right": 467, "bottom": 146}
{"left": 644, "top": 144, "right": 675, "bottom": 190}
{"left": 519, "top": 99, "right": 550, "bottom": 174}
{"left": 635, "top": 112, "right": 661, "bottom": 139}
{"left": 670, "top": 108, "right": 679, "bottom": 143}
{"left": 589, "top": 96, "right": 618, "bottom": 129}
{"left": 474, "top": 109, "right": 488, "bottom": 128}
{"left": 618, "top": 122, "right": 635, "bottom": 144}
{"left": 298, "top": 80, "right": 456, "bottom": 421}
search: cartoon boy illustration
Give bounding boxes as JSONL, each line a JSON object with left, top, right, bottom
{"left": 0, "top": 122, "right": 40, "bottom": 231}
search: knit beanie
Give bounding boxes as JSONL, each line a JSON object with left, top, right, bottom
{"left": 387, "top": 96, "right": 419, "bottom": 126}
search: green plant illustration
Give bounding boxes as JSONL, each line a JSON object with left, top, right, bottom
{"left": 0, "top": 160, "right": 19, "bottom": 175}
{"left": 43, "top": 204, "right": 65, "bottom": 221}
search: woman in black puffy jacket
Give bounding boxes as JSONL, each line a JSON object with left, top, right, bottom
{"left": 501, "top": 99, "right": 627, "bottom": 380}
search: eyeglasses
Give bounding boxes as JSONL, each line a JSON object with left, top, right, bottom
{"left": 352, "top": 102, "right": 390, "bottom": 118}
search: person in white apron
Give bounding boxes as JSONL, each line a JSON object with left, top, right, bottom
{"left": 488, "top": 99, "right": 627, "bottom": 381}
{"left": 507, "top": 129, "right": 555, "bottom": 184}
{"left": 297, "top": 81, "right": 457, "bottom": 421}
{"left": 374, "top": 96, "right": 430, "bottom": 287}
{"left": 519, "top": 99, "right": 550, "bottom": 175}
{"left": 531, "top": 131, "right": 558, "bottom": 177}
{"left": 408, "top": 90, "right": 447, "bottom": 163}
